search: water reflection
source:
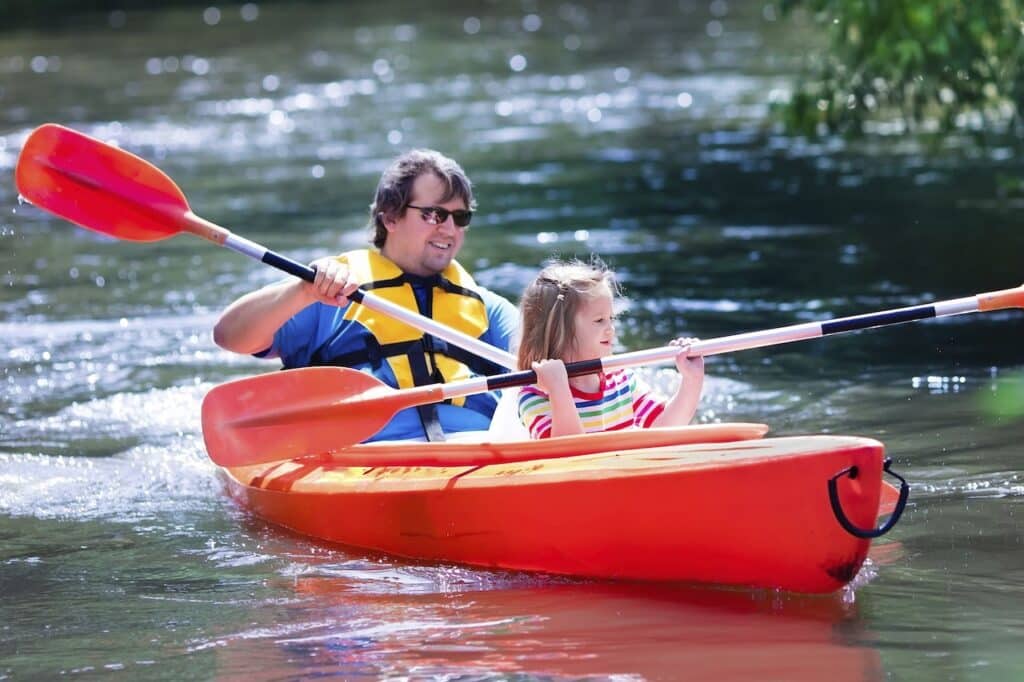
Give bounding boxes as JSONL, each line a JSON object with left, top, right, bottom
{"left": 210, "top": 577, "right": 884, "bottom": 680}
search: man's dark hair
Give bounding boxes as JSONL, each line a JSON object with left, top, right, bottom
{"left": 369, "top": 149, "right": 476, "bottom": 248}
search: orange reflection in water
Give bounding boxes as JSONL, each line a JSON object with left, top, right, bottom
{"left": 212, "top": 568, "right": 890, "bottom": 681}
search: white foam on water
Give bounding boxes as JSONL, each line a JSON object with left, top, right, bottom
{"left": 0, "top": 383, "right": 220, "bottom": 521}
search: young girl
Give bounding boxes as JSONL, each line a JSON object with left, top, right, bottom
{"left": 517, "top": 259, "right": 704, "bottom": 439}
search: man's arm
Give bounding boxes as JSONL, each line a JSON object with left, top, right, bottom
{"left": 213, "top": 256, "right": 360, "bottom": 355}
{"left": 213, "top": 279, "right": 312, "bottom": 355}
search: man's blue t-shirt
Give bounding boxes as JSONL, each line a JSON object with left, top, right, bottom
{"left": 257, "top": 283, "right": 518, "bottom": 442}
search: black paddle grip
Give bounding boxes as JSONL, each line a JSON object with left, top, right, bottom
{"left": 263, "top": 250, "right": 317, "bottom": 282}
{"left": 486, "top": 358, "right": 605, "bottom": 391}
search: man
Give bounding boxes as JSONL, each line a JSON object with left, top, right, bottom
{"left": 213, "top": 149, "right": 519, "bottom": 441}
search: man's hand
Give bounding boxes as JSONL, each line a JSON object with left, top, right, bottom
{"left": 307, "top": 257, "right": 360, "bottom": 307}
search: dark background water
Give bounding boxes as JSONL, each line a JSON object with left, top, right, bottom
{"left": 2, "top": 1, "right": 1023, "bottom": 679}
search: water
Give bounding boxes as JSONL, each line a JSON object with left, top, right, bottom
{"left": 2, "top": 1, "right": 1023, "bottom": 679}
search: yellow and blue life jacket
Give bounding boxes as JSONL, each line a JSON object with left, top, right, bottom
{"left": 308, "top": 250, "right": 503, "bottom": 439}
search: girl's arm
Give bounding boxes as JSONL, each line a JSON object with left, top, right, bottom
{"left": 651, "top": 338, "right": 705, "bottom": 428}
{"left": 533, "top": 359, "right": 585, "bottom": 437}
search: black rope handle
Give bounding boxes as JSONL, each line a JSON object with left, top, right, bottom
{"left": 828, "top": 459, "right": 909, "bottom": 539}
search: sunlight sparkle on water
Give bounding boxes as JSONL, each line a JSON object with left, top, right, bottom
{"left": 240, "top": 3, "right": 259, "bottom": 21}
{"left": 911, "top": 375, "right": 967, "bottom": 393}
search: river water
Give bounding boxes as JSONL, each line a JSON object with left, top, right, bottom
{"left": 2, "top": 2, "right": 1023, "bottom": 679}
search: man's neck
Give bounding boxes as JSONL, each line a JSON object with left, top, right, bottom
{"left": 379, "top": 247, "right": 435, "bottom": 278}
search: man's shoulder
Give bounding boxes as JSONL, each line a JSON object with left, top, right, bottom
{"left": 479, "top": 287, "right": 518, "bottom": 345}
{"left": 477, "top": 285, "right": 516, "bottom": 312}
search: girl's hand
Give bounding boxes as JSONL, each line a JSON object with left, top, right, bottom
{"left": 306, "top": 257, "right": 360, "bottom": 306}
{"left": 670, "top": 337, "right": 705, "bottom": 381}
{"left": 531, "top": 358, "right": 584, "bottom": 437}
{"left": 532, "top": 358, "right": 570, "bottom": 395}
{"left": 650, "top": 337, "right": 706, "bottom": 429}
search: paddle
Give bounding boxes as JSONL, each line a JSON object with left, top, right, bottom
{"left": 202, "top": 363, "right": 770, "bottom": 467}
{"left": 14, "top": 123, "right": 516, "bottom": 370}
{"left": 203, "top": 279, "right": 1024, "bottom": 466}
{"left": 204, "top": 354, "right": 652, "bottom": 466}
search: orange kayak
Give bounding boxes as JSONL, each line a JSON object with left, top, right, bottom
{"left": 216, "top": 424, "right": 907, "bottom": 594}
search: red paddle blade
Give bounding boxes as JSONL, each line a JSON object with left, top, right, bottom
{"left": 202, "top": 367, "right": 409, "bottom": 467}
{"left": 15, "top": 123, "right": 190, "bottom": 242}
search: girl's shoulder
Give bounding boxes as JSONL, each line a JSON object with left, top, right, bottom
{"left": 603, "top": 368, "right": 635, "bottom": 385}
{"left": 517, "top": 384, "right": 548, "bottom": 400}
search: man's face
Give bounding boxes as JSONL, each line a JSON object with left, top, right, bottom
{"left": 380, "top": 173, "right": 467, "bottom": 276}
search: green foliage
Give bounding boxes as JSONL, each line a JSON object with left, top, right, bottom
{"left": 979, "top": 371, "right": 1024, "bottom": 421}
{"left": 780, "top": 0, "right": 1024, "bottom": 136}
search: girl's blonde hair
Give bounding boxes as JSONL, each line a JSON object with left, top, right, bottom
{"left": 517, "top": 258, "right": 619, "bottom": 370}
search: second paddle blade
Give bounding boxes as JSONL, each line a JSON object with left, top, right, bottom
{"left": 202, "top": 367, "right": 397, "bottom": 467}
{"left": 15, "top": 123, "right": 189, "bottom": 242}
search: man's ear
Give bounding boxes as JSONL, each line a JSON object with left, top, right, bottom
{"left": 381, "top": 211, "right": 397, "bottom": 232}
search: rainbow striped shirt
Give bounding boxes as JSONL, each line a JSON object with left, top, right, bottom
{"left": 517, "top": 369, "right": 666, "bottom": 439}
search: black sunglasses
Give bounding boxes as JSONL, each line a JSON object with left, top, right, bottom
{"left": 406, "top": 204, "right": 473, "bottom": 228}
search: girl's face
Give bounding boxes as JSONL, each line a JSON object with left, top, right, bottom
{"left": 567, "top": 286, "right": 616, "bottom": 363}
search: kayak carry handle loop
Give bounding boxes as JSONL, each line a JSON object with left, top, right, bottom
{"left": 828, "top": 459, "right": 909, "bottom": 539}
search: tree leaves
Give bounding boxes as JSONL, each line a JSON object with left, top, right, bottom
{"left": 780, "top": 0, "right": 1024, "bottom": 136}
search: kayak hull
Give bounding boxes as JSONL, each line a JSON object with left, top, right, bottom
{"left": 217, "top": 426, "right": 893, "bottom": 593}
